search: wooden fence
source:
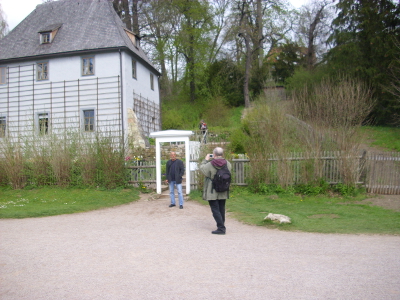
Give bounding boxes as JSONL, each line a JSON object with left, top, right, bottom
{"left": 365, "top": 152, "right": 400, "bottom": 194}
{"left": 126, "top": 160, "right": 156, "bottom": 185}
{"left": 126, "top": 151, "right": 400, "bottom": 195}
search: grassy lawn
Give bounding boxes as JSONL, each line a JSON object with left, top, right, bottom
{"left": 1, "top": 186, "right": 399, "bottom": 235}
{"left": 0, "top": 187, "right": 140, "bottom": 218}
{"left": 190, "top": 188, "right": 400, "bottom": 235}
{"left": 360, "top": 126, "right": 400, "bottom": 152}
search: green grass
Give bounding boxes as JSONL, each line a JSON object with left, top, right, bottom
{"left": 189, "top": 187, "right": 400, "bottom": 235}
{"left": 2, "top": 185, "right": 399, "bottom": 235}
{"left": 0, "top": 187, "right": 140, "bottom": 218}
{"left": 360, "top": 126, "right": 400, "bottom": 152}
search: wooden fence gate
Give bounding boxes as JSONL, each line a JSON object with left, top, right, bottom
{"left": 365, "top": 152, "right": 400, "bottom": 194}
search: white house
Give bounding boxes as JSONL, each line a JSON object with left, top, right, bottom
{"left": 0, "top": 0, "right": 161, "bottom": 146}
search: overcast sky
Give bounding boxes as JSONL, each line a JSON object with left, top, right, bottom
{"left": 2, "top": 0, "right": 308, "bottom": 31}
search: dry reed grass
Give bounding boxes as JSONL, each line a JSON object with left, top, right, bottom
{"left": 0, "top": 130, "right": 127, "bottom": 189}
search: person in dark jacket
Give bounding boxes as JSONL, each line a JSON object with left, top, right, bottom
{"left": 166, "top": 151, "right": 185, "bottom": 209}
{"left": 199, "top": 147, "right": 231, "bottom": 235}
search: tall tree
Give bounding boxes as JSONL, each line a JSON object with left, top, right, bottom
{"left": 270, "top": 42, "right": 306, "bottom": 83}
{"left": 233, "top": 0, "right": 292, "bottom": 107}
{"left": 297, "top": 0, "right": 333, "bottom": 70}
{"left": 173, "top": 0, "right": 214, "bottom": 103}
{"left": 327, "top": 0, "right": 400, "bottom": 124}
{"left": 113, "top": 0, "right": 133, "bottom": 32}
{"left": 139, "top": 0, "right": 179, "bottom": 97}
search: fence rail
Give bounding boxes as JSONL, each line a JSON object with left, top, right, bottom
{"left": 126, "top": 160, "right": 156, "bottom": 184}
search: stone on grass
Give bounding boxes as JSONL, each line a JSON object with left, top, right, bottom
{"left": 264, "top": 213, "right": 291, "bottom": 224}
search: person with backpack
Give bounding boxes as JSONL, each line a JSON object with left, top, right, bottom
{"left": 199, "top": 147, "right": 232, "bottom": 235}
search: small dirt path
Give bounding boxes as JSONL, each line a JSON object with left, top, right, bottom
{"left": 359, "top": 194, "right": 400, "bottom": 212}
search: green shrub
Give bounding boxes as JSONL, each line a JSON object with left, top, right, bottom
{"left": 294, "top": 180, "right": 329, "bottom": 196}
{"left": 228, "top": 128, "right": 247, "bottom": 154}
{"left": 162, "top": 108, "right": 186, "bottom": 129}
{"left": 333, "top": 183, "right": 357, "bottom": 196}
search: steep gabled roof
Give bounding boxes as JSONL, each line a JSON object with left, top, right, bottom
{"left": 0, "top": 0, "right": 159, "bottom": 75}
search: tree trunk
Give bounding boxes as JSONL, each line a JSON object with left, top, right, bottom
{"left": 307, "top": 6, "right": 324, "bottom": 70}
{"left": 189, "top": 32, "right": 196, "bottom": 103}
{"left": 256, "top": 0, "right": 263, "bottom": 68}
{"left": 243, "top": 34, "right": 252, "bottom": 108}
{"left": 122, "top": 0, "right": 132, "bottom": 31}
{"left": 132, "top": 0, "right": 139, "bottom": 35}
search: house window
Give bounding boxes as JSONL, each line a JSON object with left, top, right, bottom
{"left": 83, "top": 109, "right": 95, "bottom": 132}
{"left": 40, "top": 32, "right": 51, "bottom": 44}
{"left": 132, "top": 59, "right": 137, "bottom": 79}
{"left": 38, "top": 113, "right": 49, "bottom": 134}
{"left": 37, "top": 62, "right": 48, "bottom": 80}
{"left": 82, "top": 57, "right": 94, "bottom": 76}
{"left": 0, "top": 116, "right": 6, "bottom": 137}
{"left": 0, "top": 67, "right": 7, "bottom": 84}
{"left": 150, "top": 73, "right": 154, "bottom": 90}
{"left": 38, "top": 24, "right": 62, "bottom": 44}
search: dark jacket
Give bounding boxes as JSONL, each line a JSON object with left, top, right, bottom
{"left": 166, "top": 159, "right": 185, "bottom": 184}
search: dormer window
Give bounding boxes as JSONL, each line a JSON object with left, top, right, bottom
{"left": 41, "top": 32, "right": 51, "bottom": 44}
{"left": 38, "top": 23, "right": 62, "bottom": 45}
{"left": 124, "top": 29, "right": 140, "bottom": 48}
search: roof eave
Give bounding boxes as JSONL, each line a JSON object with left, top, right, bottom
{"left": 0, "top": 47, "right": 161, "bottom": 76}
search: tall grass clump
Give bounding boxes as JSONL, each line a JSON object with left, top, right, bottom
{"left": 50, "top": 139, "right": 74, "bottom": 187}
{"left": 243, "top": 75, "right": 375, "bottom": 190}
{"left": 24, "top": 136, "right": 53, "bottom": 186}
{"left": 77, "top": 143, "right": 98, "bottom": 187}
{"left": 0, "top": 141, "right": 26, "bottom": 189}
{"left": 95, "top": 135, "right": 126, "bottom": 189}
{"left": 0, "top": 158, "right": 7, "bottom": 186}
{"left": 0, "top": 129, "right": 128, "bottom": 190}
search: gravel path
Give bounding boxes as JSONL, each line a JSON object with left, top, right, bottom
{"left": 1, "top": 195, "right": 399, "bottom": 300}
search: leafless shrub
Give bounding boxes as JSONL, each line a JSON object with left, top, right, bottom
{"left": 0, "top": 158, "right": 7, "bottom": 186}
{"left": 243, "top": 76, "right": 376, "bottom": 187}
{"left": 0, "top": 141, "right": 26, "bottom": 189}
{"left": 50, "top": 141, "right": 72, "bottom": 187}
{"left": 292, "top": 76, "right": 375, "bottom": 185}
{"left": 293, "top": 75, "right": 375, "bottom": 129}
{"left": 95, "top": 135, "right": 125, "bottom": 189}
{"left": 24, "top": 138, "right": 52, "bottom": 186}
{"left": 79, "top": 152, "right": 98, "bottom": 186}
{"left": 243, "top": 102, "right": 304, "bottom": 187}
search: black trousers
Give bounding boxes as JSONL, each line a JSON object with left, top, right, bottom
{"left": 208, "top": 199, "right": 226, "bottom": 232}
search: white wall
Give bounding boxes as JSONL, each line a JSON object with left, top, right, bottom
{"left": 121, "top": 51, "right": 160, "bottom": 106}
{"left": 0, "top": 50, "right": 160, "bottom": 140}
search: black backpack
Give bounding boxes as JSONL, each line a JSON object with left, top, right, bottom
{"left": 212, "top": 164, "right": 231, "bottom": 193}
